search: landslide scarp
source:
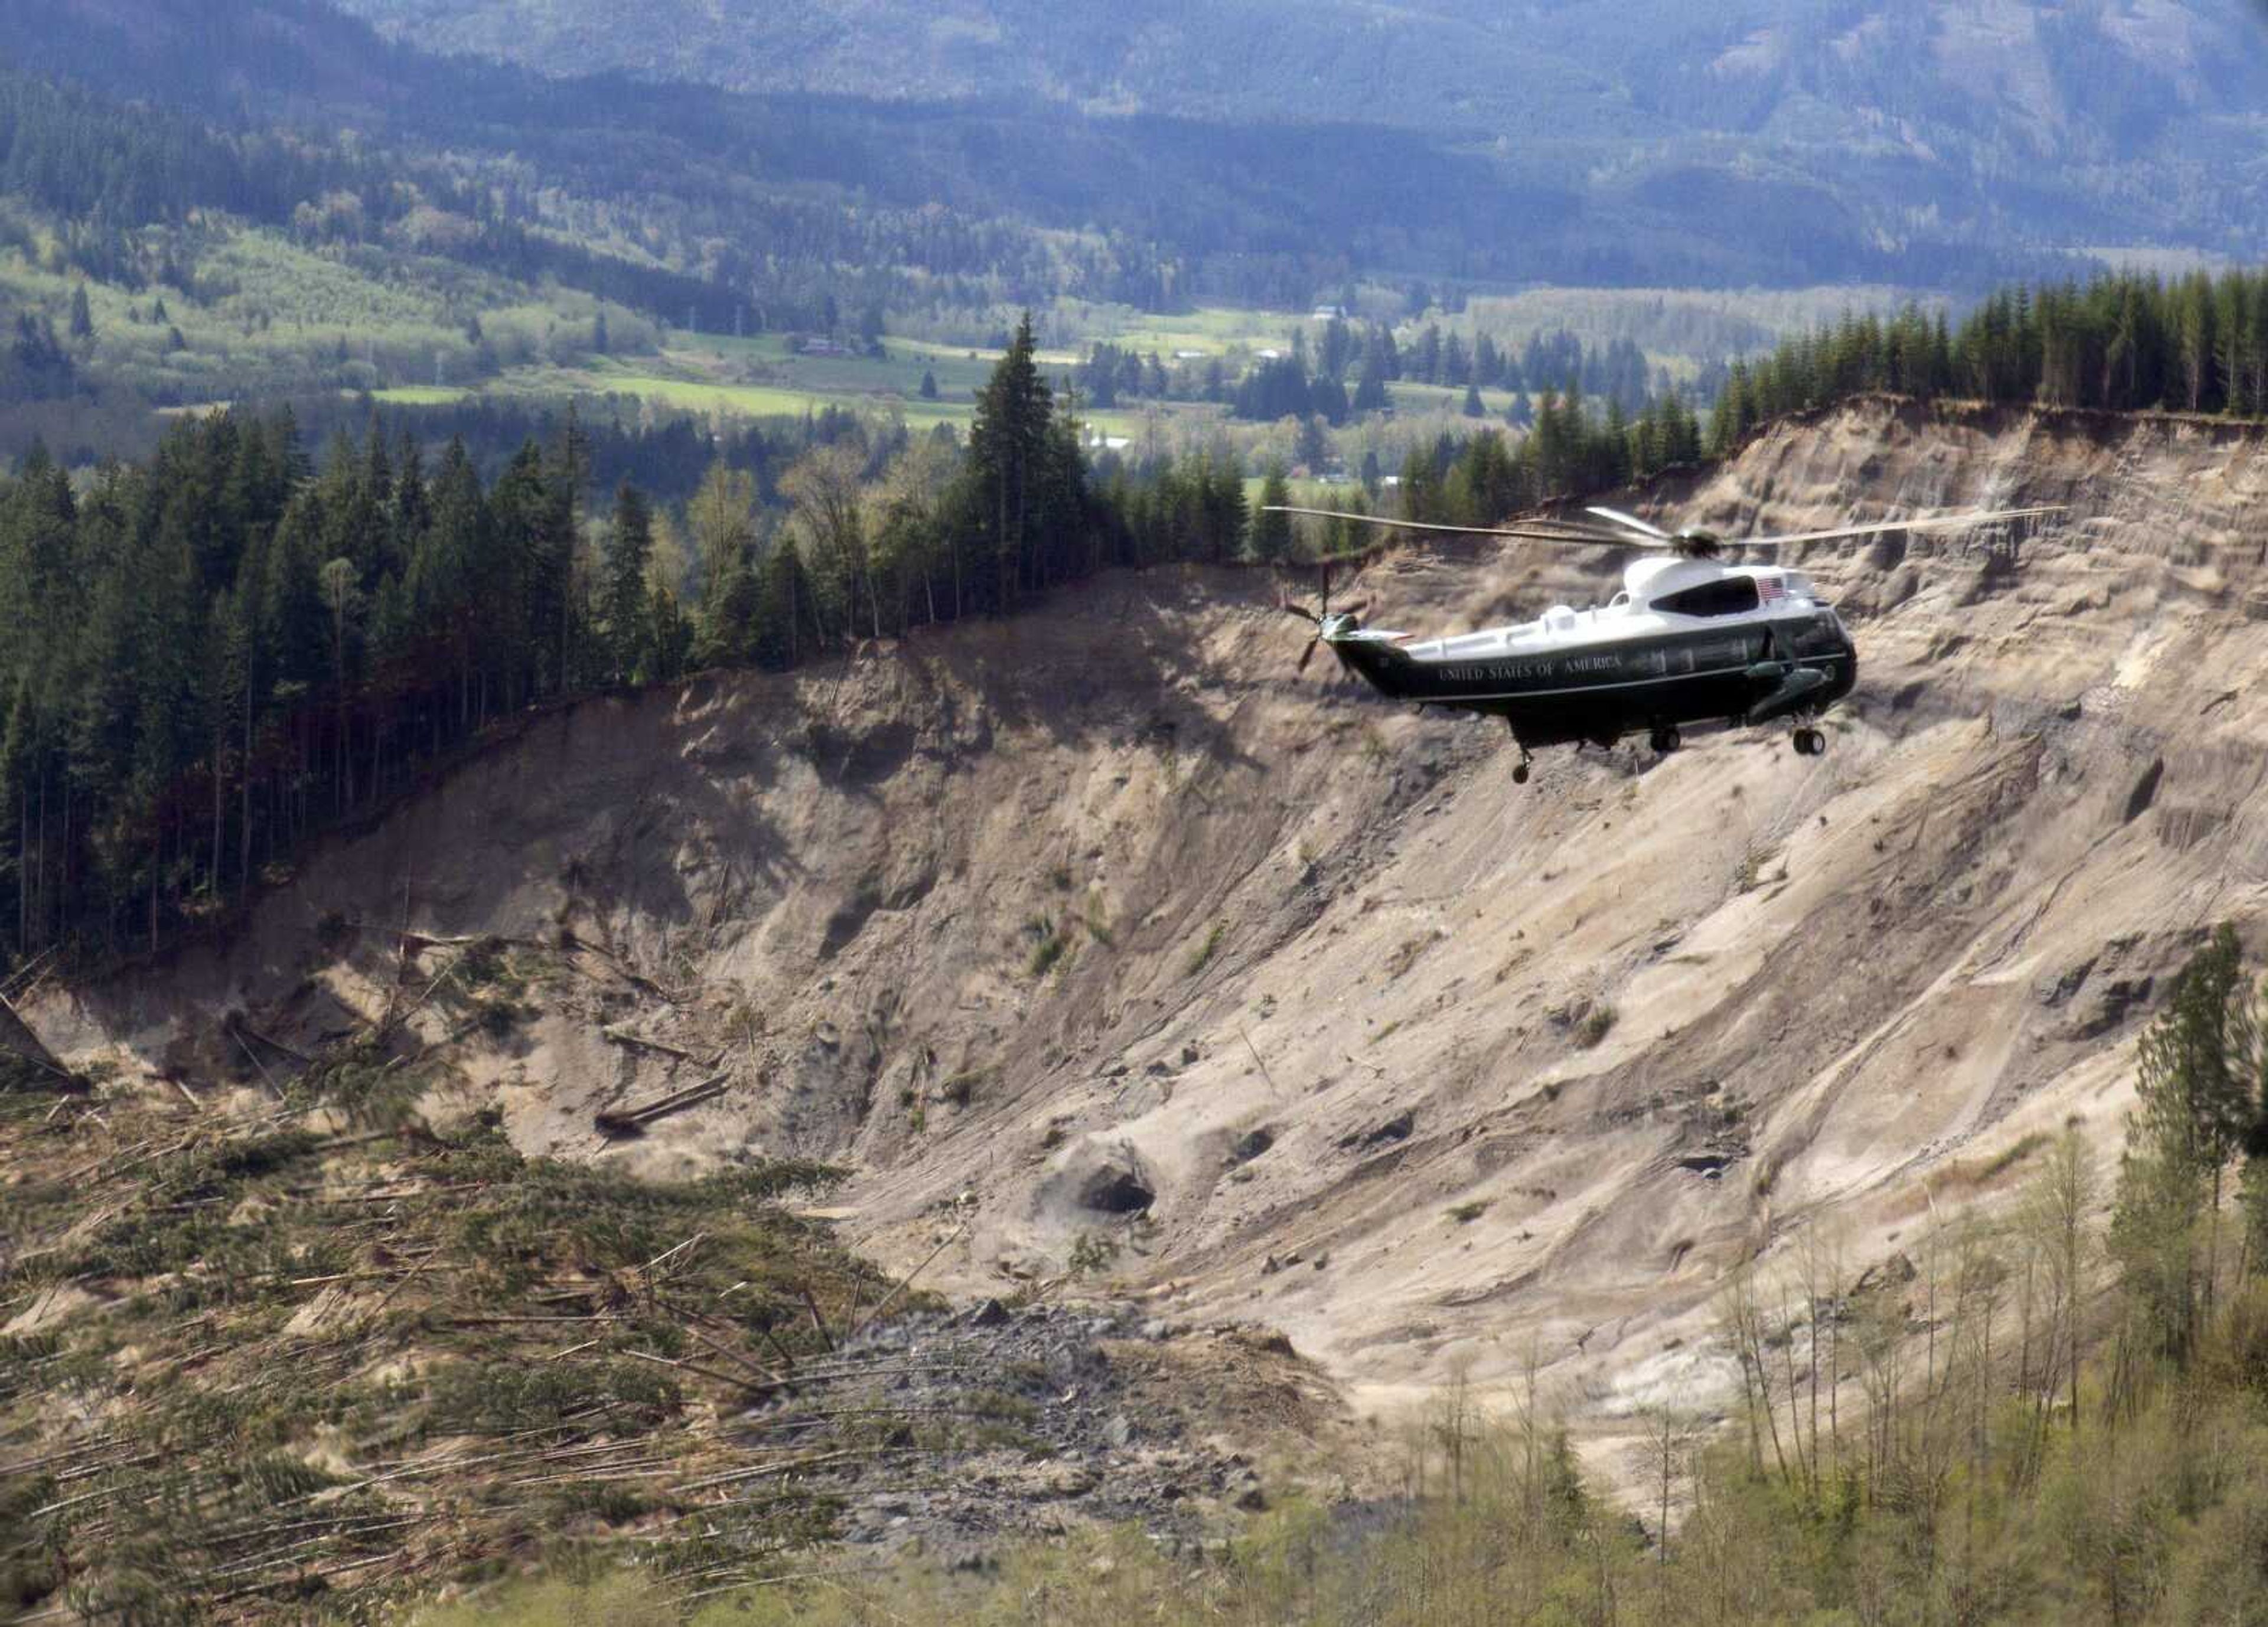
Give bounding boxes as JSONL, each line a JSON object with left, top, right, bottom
{"left": 19, "top": 396, "right": 2268, "bottom": 1426}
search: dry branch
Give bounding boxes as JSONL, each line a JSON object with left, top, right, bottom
{"left": 595, "top": 1071, "right": 731, "bottom": 1134}
{"left": 601, "top": 1026, "right": 713, "bottom": 1064}
{"left": 223, "top": 1012, "right": 311, "bottom": 1065}
{"left": 847, "top": 1215, "right": 970, "bottom": 1342}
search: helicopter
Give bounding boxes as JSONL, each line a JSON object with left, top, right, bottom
{"left": 1268, "top": 502, "right": 2063, "bottom": 784}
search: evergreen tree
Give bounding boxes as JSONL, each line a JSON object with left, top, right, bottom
{"left": 1353, "top": 360, "right": 1389, "bottom": 415}
{"left": 601, "top": 479, "right": 653, "bottom": 682}
{"left": 750, "top": 534, "right": 809, "bottom": 669}
{"left": 1443, "top": 332, "right": 1470, "bottom": 387}
{"left": 688, "top": 461, "right": 760, "bottom": 664}
{"left": 2114, "top": 925, "right": 2259, "bottom": 1362}
{"left": 1415, "top": 324, "right": 1443, "bottom": 384}
{"left": 67, "top": 284, "right": 92, "bottom": 341}
{"left": 1252, "top": 464, "right": 1293, "bottom": 563}
{"left": 964, "top": 312, "right": 1059, "bottom": 609}
{"left": 1474, "top": 332, "right": 1502, "bottom": 387}
{"left": 0, "top": 677, "right": 34, "bottom": 953}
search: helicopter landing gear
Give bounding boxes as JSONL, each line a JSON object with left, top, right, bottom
{"left": 1792, "top": 726, "right": 1826, "bottom": 757}
{"left": 1649, "top": 725, "right": 1682, "bottom": 755}
{"left": 1505, "top": 720, "right": 1535, "bottom": 785}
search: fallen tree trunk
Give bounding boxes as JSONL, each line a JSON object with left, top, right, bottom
{"left": 601, "top": 1026, "right": 713, "bottom": 1064}
{"left": 595, "top": 1072, "right": 732, "bottom": 1135}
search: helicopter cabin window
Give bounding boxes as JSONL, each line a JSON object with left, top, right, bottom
{"left": 1653, "top": 577, "right": 1761, "bottom": 618}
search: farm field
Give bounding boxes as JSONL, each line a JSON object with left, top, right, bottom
{"left": 379, "top": 331, "right": 1191, "bottom": 441}
{"left": 4, "top": 201, "right": 1915, "bottom": 468}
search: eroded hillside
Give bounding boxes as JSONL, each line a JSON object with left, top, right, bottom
{"left": 24, "top": 399, "right": 2268, "bottom": 1432}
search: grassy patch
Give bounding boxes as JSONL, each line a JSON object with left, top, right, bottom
{"left": 1941, "top": 1130, "right": 2053, "bottom": 1190}
{"left": 1026, "top": 916, "right": 1075, "bottom": 979}
{"left": 1574, "top": 1005, "right": 1618, "bottom": 1049}
{"left": 1185, "top": 920, "right": 1227, "bottom": 977}
{"left": 1979, "top": 1131, "right": 2049, "bottom": 1179}
{"left": 1384, "top": 934, "right": 1435, "bottom": 981}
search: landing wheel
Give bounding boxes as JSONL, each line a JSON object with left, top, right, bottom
{"left": 1650, "top": 725, "right": 1682, "bottom": 755}
{"left": 1513, "top": 761, "right": 1531, "bottom": 786}
{"left": 1793, "top": 726, "right": 1825, "bottom": 757}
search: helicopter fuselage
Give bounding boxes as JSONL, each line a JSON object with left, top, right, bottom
{"left": 1322, "top": 561, "right": 1856, "bottom": 751}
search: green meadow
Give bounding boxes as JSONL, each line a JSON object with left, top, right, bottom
{"left": 0, "top": 195, "right": 1905, "bottom": 458}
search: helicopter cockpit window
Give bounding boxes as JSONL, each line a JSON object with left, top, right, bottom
{"left": 1652, "top": 577, "right": 1761, "bottom": 618}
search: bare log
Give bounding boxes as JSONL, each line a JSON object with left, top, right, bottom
{"left": 595, "top": 1071, "right": 731, "bottom": 1135}
{"left": 601, "top": 1026, "right": 711, "bottom": 1063}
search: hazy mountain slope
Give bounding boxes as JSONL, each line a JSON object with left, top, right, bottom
{"left": 0, "top": 0, "right": 1889, "bottom": 288}
{"left": 28, "top": 0, "right": 2257, "bottom": 283}
{"left": 333, "top": 0, "right": 2268, "bottom": 261}
{"left": 333, "top": 0, "right": 2268, "bottom": 143}
{"left": 25, "top": 399, "right": 2268, "bottom": 1446}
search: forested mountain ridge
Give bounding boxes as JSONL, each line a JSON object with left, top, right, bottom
{"left": 327, "top": 0, "right": 2268, "bottom": 278}
{"left": 326, "top": 0, "right": 2268, "bottom": 146}
{"left": 17, "top": 0, "right": 2268, "bottom": 292}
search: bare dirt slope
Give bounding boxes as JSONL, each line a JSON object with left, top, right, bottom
{"left": 30, "top": 399, "right": 2268, "bottom": 1431}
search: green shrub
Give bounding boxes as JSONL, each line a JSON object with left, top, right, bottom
{"left": 1186, "top": 920, "right": 1227, "bottom": 976}
{"left": 1067, "top": 1231, "right": 1120, "bottom": 1276}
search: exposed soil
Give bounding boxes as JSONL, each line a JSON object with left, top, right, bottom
{"left": 24, "top": 396, "right": 2268, "bottom": 1463}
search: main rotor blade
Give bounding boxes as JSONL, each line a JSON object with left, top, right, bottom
{"left": 1735, "top": 506, "right": 2067, "bottom": 549}
{"left": 1297, "top": 636, "right": 1321, "bottom": 674}
{"left": 1282, "top": 602, "right": 1321, "bottom": 625}
{"left": 1260, "top": 507, "right": 1663, "bottom": 549}
{"left": 1585, "top": 505, "right": 1674, "bottom": 540}
{"left": 1338, "top": 601, "right": 1369, "bottom": 620}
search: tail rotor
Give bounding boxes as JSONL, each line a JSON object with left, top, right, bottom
{"left": 1281, "top": 562, "right": 1366, "bottom": 676}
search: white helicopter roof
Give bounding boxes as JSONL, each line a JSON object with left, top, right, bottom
{"left": 1368, "top": 560, "right": 1823, "bottom": 664}
{"left": 1622, "top": 554, "right": 1721, "bottom": 607}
